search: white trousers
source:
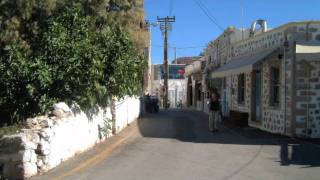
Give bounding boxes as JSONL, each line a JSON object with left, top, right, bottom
{"left": 209, "top": 111, "right": 219, "bottom": 131}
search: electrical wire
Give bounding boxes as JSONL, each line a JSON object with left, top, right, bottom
{"left": 169, "top": 0, "right": 174, "bottom": 15}
{"left": 194, "top": 0, "right": 224, "bottom": 31}
{"left": 197, "top": 0, "right": 221, "bottom": 27}
{"left": 193, "top": 0, "right": 224, "bottom": 31}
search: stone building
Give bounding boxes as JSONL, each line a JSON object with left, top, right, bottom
{"left": 185, "top": 57, "right": 206, "bottom": 110}
{"left": 173, "top": 56, "right": 201, "bottom": 65}
{"left": 204, "top": 20, "right": 320, "bottom": 138}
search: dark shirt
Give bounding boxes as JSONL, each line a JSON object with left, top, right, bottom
{"left": 209, "top": 93, "right": 220, "bottom": 111}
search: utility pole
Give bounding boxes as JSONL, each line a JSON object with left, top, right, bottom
{"left": 157, "top": 16, "right": 175, "bottom": 109}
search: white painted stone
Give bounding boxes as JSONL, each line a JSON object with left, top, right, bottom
{"left": 0, "top": 97, "right": 140, "bottom": 178}
{"left": 53, "top": 102, "right": 71, "bottom": 113}
{"left": 38, "top": 155, "right": 49, "bottom": 165}
{"left": 20, "top": 150, "right": 37, "bottom": 163}
{"left": 21, "top": 162, "right": 38, "bottom": 177}
{"left": 38, "top": 164, "right": 49, "bottom": 173}
{"left": 36, "top": 159, "right": 43, "bottom": 167}
{"left": 23, "top": 141, "right": 38, "bottom": 150}
{"left": 39, "top": 119, "right": 53, "bottom": 128}
{"left": 39, "top": 128, "right": 53, "bottom": 141}
{"left": 38, "top": 139, "right": 50, "bottom": 155}
{"left": 26, "top": 118, "right": 38, "bottom": 128}
{"left": 42, "top": 149, "right": 51, "bottom": 156}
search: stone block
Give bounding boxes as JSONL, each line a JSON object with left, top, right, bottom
{"left": 39, "top": 119, "right": 53, "bottom": 128}
{"left": 25, "top": 118, "right": 39, "bottom": 129}
{"left": 38, "top": 155, "right": 49, "bottom": 165}
{"left": 310, "top": 77, "right": 319, "bottom": 83}
{"left": 296, "top": 84, "right": 309, "bottom": 90}
{"left": 36, "top": 159, "right": 43, "bottom": 167}
{"left": 23, "top": 141, "right": 38, "bottom": 150}
{"left": 53, "top": 102, "right": 71, "bottom": 112}
{"left": 20, "top": 162, "right": 38, "bottom": 177}
{"left": 0, "top": 135, "right": 24, "bottom": 154}
{"left": 37, "top": 140, "right": 51, "bottom": 156}
{"left": 296, "top": 96, "right": 312, "bottom": 102}
{"left": 0, "top": 155, "right": 9, "bottom": 163}
{"left": 52, "top": 102, "right": 72, "bottom": 119}
{"left": 295, "top": 109, "right": 307, "bottom": 115}
{"left": 39, "top": 128, "right": 53, "bottom": 141}
{"left": 20, "top": 150, "right": 37, "bottom": 163}
{"left": 23, "top": 130, "right": 40, "bottom": 144}
{"left": 299, "top": 91, "right": 316, "bottom": 96}
{"left": 41, "top": 149, "right": 50, "bottom": 156}
{"left": 3, "top": 162, "right": 23, "bottom": 179}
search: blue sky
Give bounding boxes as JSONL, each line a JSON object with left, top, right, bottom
{"left": 144, "top": 0, "right": 320, "bottom": 64}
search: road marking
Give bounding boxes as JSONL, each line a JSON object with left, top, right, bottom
{"left": 53, "top": 126, "right": 138, "bottom": 180}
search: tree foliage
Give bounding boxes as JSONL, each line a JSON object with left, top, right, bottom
{"left": 0, "top": 1, "right": 147, "bottom": 124}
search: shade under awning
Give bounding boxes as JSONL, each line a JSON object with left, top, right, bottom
{"left": 211, "top": 48, "right": 279, "bottom": 78}
{"left": 296, "top": 41, "right": 320, "bottom": 61}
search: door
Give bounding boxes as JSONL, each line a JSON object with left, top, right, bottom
{"left": 253, "top": 71, "right": 262, "bottom": 122}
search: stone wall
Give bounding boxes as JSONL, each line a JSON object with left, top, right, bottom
{"left": 0, "top": 97, "right": 140, "bottom": 179}
{"left": 203, "top": 21, "right": 320, "bottom": 138}
{"left": 295, "top": 61, "right": 320, "bottom": 138}
{"left": 229, "top": 73, "right": 251, "bottom": 113}
{"left": 261, "top": 57, "right": 286, "bottom": 134}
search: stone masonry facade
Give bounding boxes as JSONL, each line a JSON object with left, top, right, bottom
{"left": 204, "top": 21, "right": 320, "bottom": 138}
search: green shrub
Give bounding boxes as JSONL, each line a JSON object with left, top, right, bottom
{"left": 0, "top": 2, "right": 146, "bottom": 125}
{"left": 0, "top": 124, "right": 22, "bottom": 138}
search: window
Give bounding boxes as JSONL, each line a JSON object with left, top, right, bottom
{"left": 316, "top": 34, "right": 320, "bottom": 41}
{"left": 238, "top": 74, "right": 245, "bottom": 104}
{"left": 270, "top": 67, "right": 280, "bottom": 106}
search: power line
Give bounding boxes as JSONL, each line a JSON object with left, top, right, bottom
{"left": 169, "top": 0, "right": 174, "bottom": 15}
{"left": 193, "top": 0, "right": 224, "bottom": 31}
{"left": 197, "top": 0, "right": 221, "bottom": 26}
{"left": 194, "top": 0, "right": 224, "bottom": 31}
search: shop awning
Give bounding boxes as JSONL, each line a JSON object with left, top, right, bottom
{"left": 296, "top": 41, "right": 320, "bottom": 61}
{"left": 211, "top": 48, "right": 278, "bottom": 78}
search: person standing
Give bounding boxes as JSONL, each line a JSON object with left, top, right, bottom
{"left": 208, "top": 89, "right": 220, "bottom": 132}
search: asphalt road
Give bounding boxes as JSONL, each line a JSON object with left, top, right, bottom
{"left": 32, "top": 109, "right": 320, "bottom": 180}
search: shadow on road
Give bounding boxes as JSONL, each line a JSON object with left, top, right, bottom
{"left": 138, "top": 108, "right": 320, "bottom": 168}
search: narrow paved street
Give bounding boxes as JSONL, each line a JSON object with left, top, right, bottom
{"left": 33, "top": 109, "right": 320, "bottom": 180}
